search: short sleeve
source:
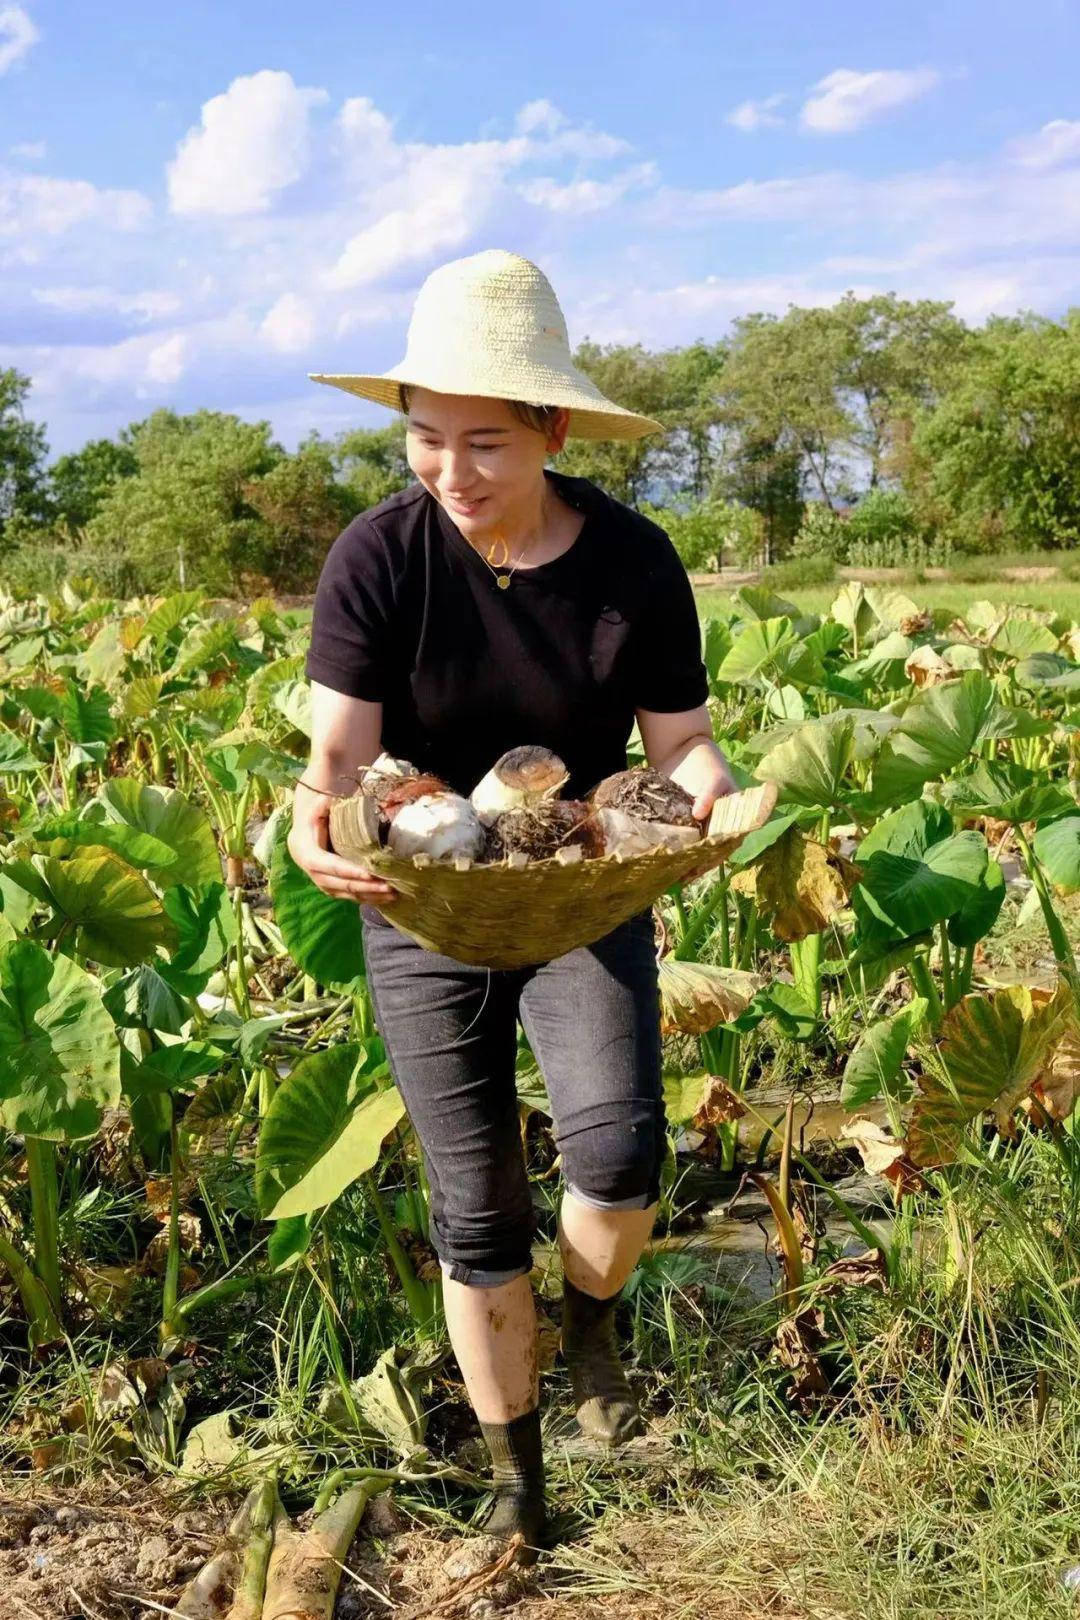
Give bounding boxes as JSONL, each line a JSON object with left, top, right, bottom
{"left": 629, "top": 523, "right": 709, "bottom": 712}
{"left": 304, "top": 516, "right": 393, "bottom": 701}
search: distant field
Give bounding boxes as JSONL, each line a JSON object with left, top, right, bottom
{"left": 694, "top": 574, "right": 1080, "bottom": 621}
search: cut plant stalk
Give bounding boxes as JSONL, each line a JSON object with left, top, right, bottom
{"left": 262, "top": 1477, "right": 386, "bottom": 1620}
{"left": 174, "top": 1482, "right": 266, "bottom": 1620}
{"left": 224, "top": 1473, "right": 277, "bottom": 1620}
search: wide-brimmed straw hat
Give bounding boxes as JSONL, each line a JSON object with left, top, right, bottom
{"left": 309, "top": 248, "right": 665, "bottom": 442}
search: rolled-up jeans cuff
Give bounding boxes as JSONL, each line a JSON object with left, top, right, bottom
{"left": 564, "top": 1181, "right": 656, "bottom": 1212}
{"left": 440, "top": 1259, "right": 532, "bottom": 1288}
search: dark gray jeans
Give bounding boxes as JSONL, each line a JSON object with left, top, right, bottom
{"left": 359, "top": 902, "right": 665, "bottom": 1287}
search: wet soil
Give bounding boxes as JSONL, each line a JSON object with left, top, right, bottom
{"left": 0, "top": 1474, "right": 762, "bottom": 1620}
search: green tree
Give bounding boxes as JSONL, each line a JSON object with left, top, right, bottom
{"left": 49, "top": 437, "right": 138, "bottom": 529}
{"left": 311, "top": 422, "right": 412, "bottom": 510}
{"left": 831, "top": 292, "right": 971, "bottom": 488}
{"left": 909, "top": 309, "right": 1080, "bottom": 552}
{"left": 87, "top": 409, "right": 282, "bottom": 592}
{"left": 556, "top": 340, "right": 674, "bottom": 505}
{"left": 244, "top": 445, "right": 357, "bottom": 589}
{"left": 0, "top": 367, "right": 51, "bottom": 544}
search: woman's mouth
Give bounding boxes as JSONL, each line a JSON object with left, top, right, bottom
{"left": 447, "top": 496, "right": 487, "bottom": 516}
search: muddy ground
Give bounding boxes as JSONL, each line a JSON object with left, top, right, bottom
{"left": 0, "top": 1472, "right": 756, "bottom": 1620}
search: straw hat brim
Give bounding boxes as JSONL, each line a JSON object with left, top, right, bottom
{"left": 308, "top": 367, "right": 665, "bottom": 442}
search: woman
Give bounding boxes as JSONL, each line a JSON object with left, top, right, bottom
{"left": 289, "top": 250, "right": 735, "bottom": 1571}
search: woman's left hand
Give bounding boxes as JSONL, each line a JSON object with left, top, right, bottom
{"left": 673, "top": 751, "right": 740, "bottom": 885}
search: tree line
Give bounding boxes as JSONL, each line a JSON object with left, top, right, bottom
{"left": 2, "top": 292, "right": 1078, "bottom": 596}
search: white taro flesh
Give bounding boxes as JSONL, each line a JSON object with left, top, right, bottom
{"left": 470, "top": 745, "right": 569, "bottom": 828}
{"left": 387, "top": 794, "right": 485, "bottom": 861}
{"left": 591, "top": 807, "right": 702, "bottom": 857}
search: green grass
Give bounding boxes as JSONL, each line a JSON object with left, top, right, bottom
{"left": 695, "top": 577, "right": 1080, "bottom": 622}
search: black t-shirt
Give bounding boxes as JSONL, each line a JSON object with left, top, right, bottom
{"left": 303, "top": 467, "right": 708, "bottom": 801}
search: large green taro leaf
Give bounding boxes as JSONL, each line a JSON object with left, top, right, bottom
{"left": 1032, "top": 815, "right": 1080, "bottom": 895}
{"left": 717, "top": 617, "right": 821, "bottom": 687}
{"left": 940, "top": 762, "right": 1074, "bottom": 827}
{"left": 255, "top": 1042, "right": 404, "bottom": 1219}
{"left": 1014, "top": 654, "right": 1080, "bottom": 692}
{"left": 853, "top": 800, "right": 989, "bottom": 952}
{"left": 947, "top": 856, "right": 1006, "bottom": 947}
{"left": 989, "top": 617, "right": 1058, "bottom": 660}
{"left": 870, "top": 671, "right": 999, "bottom": 803}
{"left": 0, "top": 938, "right": 122, "bottom": 1139}
{"left": 3, "top": 850, "right": 177, "bottom": 967}
{"left": 268, "top": 809, "right": 365, "bottom": 990}
{"left": 89, "top": 779, "right": 221, "bottom": 890}
{"left": 841, "top": 999, "right": 928, "bottom": 1110}
{"left": 754, "top": 714, "right": 856, "bottom": 809}
{"left": 31, "top": 809, "right": 177, "bottom": 872}
{"left": 158, "top": 882, "right": 238, "bottom": 996}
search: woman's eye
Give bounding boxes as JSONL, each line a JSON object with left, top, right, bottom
{"left": 416, "top": 438, "right": 499, "bottom": 451}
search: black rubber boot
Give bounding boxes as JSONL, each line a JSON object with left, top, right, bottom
{"left": 560, "top": 1276, "right": 644, "bottom": 1445}
{"left": 442, "top": 1406, "right": 547, "bottom": 1578}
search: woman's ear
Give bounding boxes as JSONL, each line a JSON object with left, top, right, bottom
{"left": 547, "top": 406, "right": 571, "bottom": 454}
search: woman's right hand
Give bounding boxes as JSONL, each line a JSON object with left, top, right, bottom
{"left": 287, "top": 785, "right": 398, "bottom": 906}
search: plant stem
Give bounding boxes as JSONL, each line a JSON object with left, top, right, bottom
{"left": 363, "top": 1171, "right": 435, "bottom": 1331}
{"left": 938, "top": 921, "right": 956, "bottom": 1010}
{"left": 908, "top": 950, "right": 944, "bottom": 1027}
{"left": 161, "top": 1100, "right": 182, "bottom": 1338}
{"left": 1016, "top": 826, "right": 1079, "bottom": 996}
{"left": 790, "top": 933, "right": 822, "bottom": 1019}
{"left": 0, "top": 1227, "right": 63, "bottom": 1350}
{"left": 24, "top": 1138, "right": 61, "bottom": 1311}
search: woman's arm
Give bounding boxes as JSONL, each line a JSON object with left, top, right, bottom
{"left": 286, "top": 682, "right": 397, "bottom": 905}
{"left": 637, "top": 704, "right": 737, "bottom": 823}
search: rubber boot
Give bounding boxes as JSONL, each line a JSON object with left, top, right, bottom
{"left": 560, "top": 1276, "right": 643, "bottom": 1445}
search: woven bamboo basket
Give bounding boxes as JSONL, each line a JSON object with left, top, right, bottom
{"left": 328, "top": 782, "right": 777, "bottom": 969}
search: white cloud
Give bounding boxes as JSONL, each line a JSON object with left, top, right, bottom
{"left": 800, "top": 67, "right": 942, "bottom": 134}
{"left": 11, "top": 80, "right": 1080, "bottom": 457}
{"left": 0, "top": 171, "right": 150, "bottom": 240}
{"left": 1006, "top": 118, "right": 1080, "bottom": 170}
{"left": 33, "top": 285, "right": 179, "bottom": 321}
{"left": 10, "top": 140, "right": 45, "bottom": 161}
{"left": 515, "top": 100, "right": 567, "bottom": 137}
{"left": 259, "top": 291, "right": 315, "bottom": 353}
{"left": 144, "top": 333, "right": 187, "bottom": 385}
{"left": 727, "top": 94, "right": 786, "bottom": 133}
{"left": 167, "top": 69, "right": 330, "bottom": 216}
{"left": 0, "top": 6, "right": 38, "bottom": 75}
{"left": 519, "top": 162, "right": 657, "bottom": 215}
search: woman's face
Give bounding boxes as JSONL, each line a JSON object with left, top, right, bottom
{"left": 405, "top": 388, "right": 569, "bottom": 535}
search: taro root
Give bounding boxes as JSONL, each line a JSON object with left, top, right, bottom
{"left": 359, "top": 756, "right": 449, "bottom": 842}
{"left": 471, "top": 745, "right": 570, "bottom": 827}
{"left": 379, "top": 773, "right": 451, "bottom": 821}
{"left": 584, "top": 806, "right": 701, "bottom": 858}
{"left": 589, "top": 766, "right": 698, "bottom": 826}
{"left": 484, "top": 799, "right": 590, "bottom": 862}
{"left": 359, "top": 752, "right": 420, "bottom": 809}
{"left": 387, "top": 793, "right": 485, "bottom": 861}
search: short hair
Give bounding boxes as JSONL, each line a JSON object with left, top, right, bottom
{"left": 397, "top": 381, "right": 561, "bottom": 438}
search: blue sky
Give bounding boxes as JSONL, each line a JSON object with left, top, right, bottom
{"left": 2, "top": 0, "right": 1078, "bottom": 457}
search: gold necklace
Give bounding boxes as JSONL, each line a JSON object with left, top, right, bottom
{"left": 481, "top": 505, "right": 550, "bottom": 589}
{"left": 482, "top": 531, "right": 531, "bottom": 589}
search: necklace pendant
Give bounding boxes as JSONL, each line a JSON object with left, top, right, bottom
{"left": 496, "top": 573, "right": 511, "bottom": 589}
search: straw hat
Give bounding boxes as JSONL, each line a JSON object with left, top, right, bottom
{"left": 309, "top": 248, "right": 665, "bottom": 442}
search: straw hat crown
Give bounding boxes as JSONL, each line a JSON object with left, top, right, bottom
{"left": 310, "top": 248, "right": 664, "bottom": 442}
